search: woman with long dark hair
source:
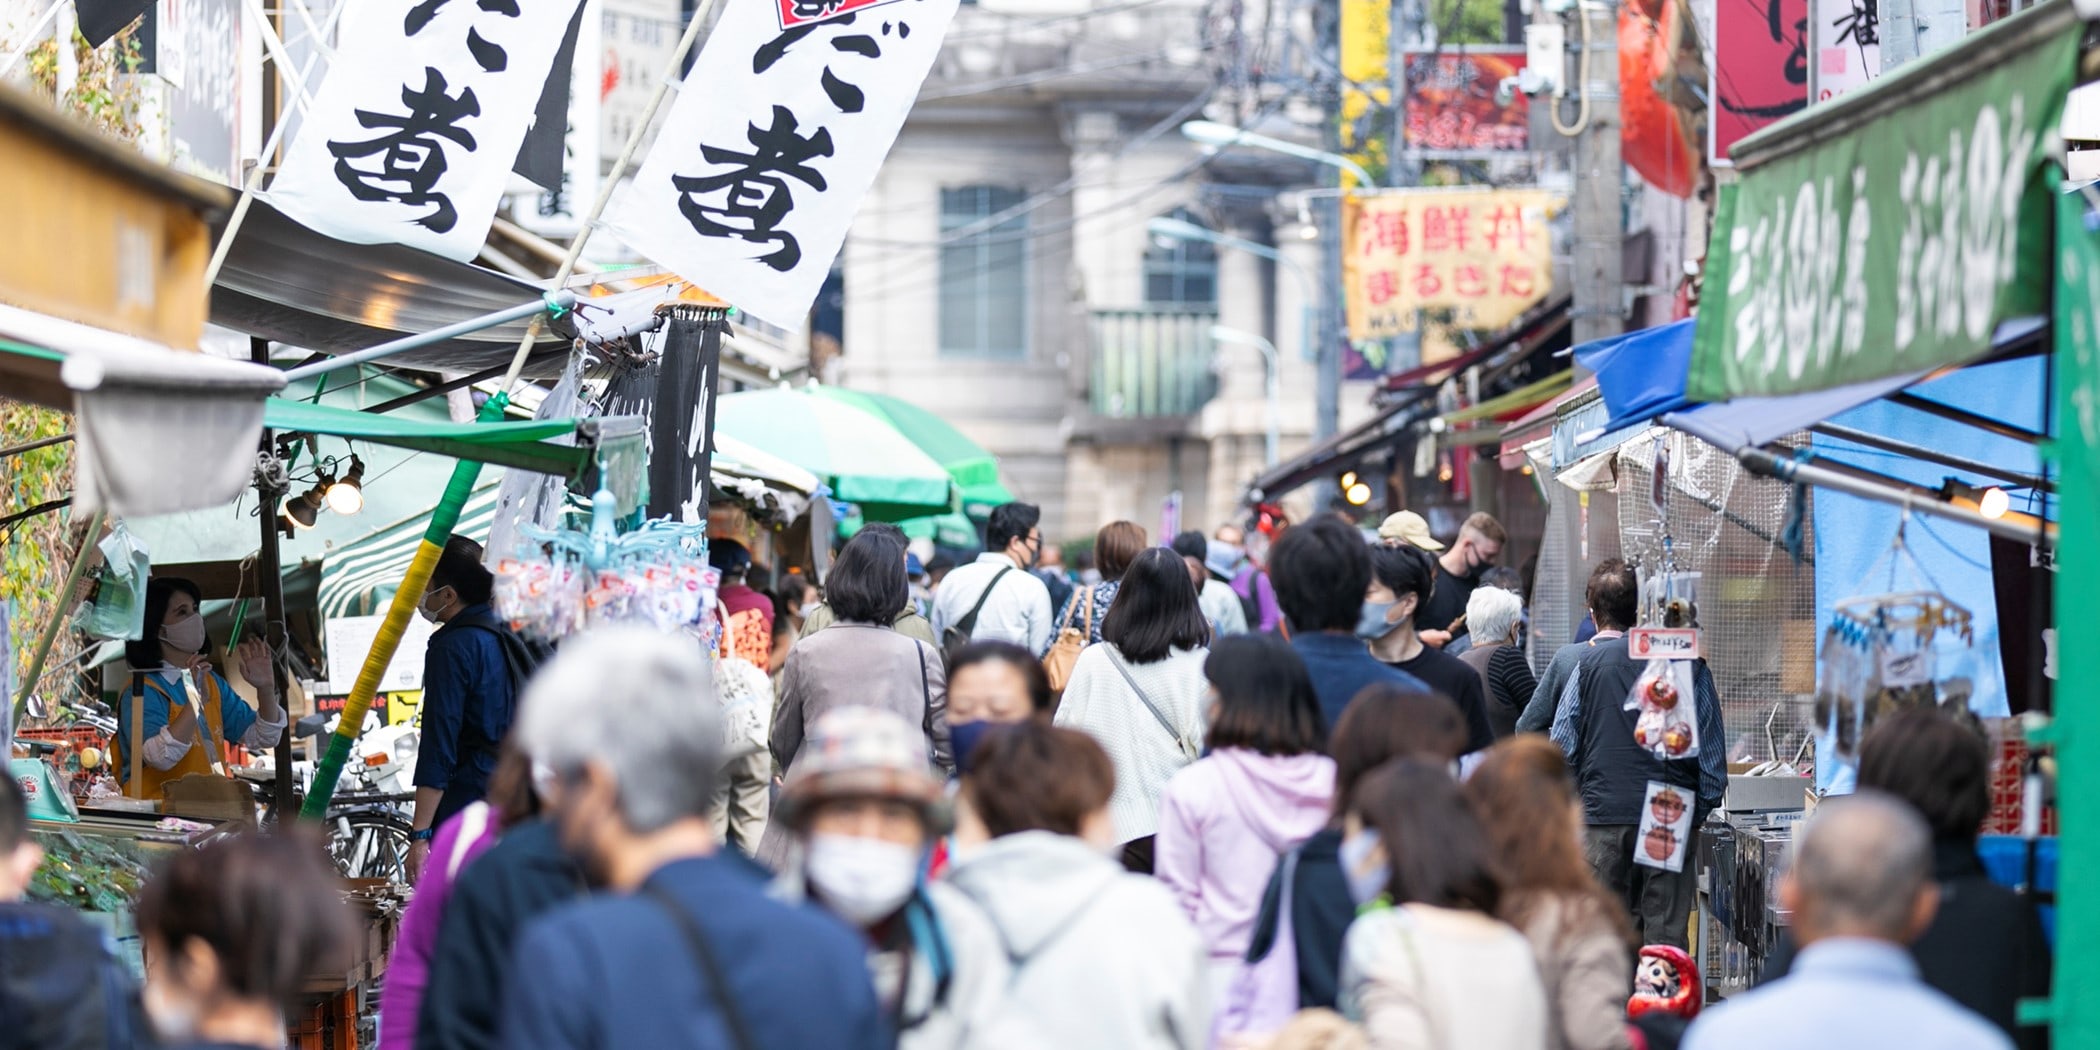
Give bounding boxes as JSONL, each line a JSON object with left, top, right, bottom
{"left": 1052, "top": 547, "right": 1210, "bottom": 872}
{"left": 1465, "top": 736, "right": 1636, "bottom": 1050}
{"left": 1340, "top": 759, "right": 1548, "bottom": 1049}
{"left": 1155, "top": 634, "right": 1332, "bottom": 997}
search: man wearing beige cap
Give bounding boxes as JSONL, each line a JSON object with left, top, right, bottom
{"left": 1378, "top": 511, "right": 1506, "bottom": 646}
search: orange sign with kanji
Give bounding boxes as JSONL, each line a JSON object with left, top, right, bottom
{"left": 1342, "top": 189, "right": 1560, "bottom": 339}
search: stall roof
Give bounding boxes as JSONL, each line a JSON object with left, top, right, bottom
{"left": 261, "top": 398, "right": 596, "bottom": 480}
{"left": 210, "top": 201, "right": 575, "bottom": 379}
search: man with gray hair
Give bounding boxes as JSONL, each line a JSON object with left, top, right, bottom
{"left": 1685, "top": 792, "right": 2012, "bottom": 1050}
{"left": 1456, "top": 585, "right": 1535, "bottom": 738}
{"left": 498, "top": 628, "right": 884, "bottom": 1048}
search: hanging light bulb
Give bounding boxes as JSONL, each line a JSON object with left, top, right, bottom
{"left": 1978, "top": 486, "right": 2009, "bottom": 520}
{"left": 278, "top": 484, "right": 326, "bottom": 535}
{"left": 1345, "top": 482, "right": 1373, "bottom": 506}
{"left": 326, "top": 455, "right": 366, "bottom": 516}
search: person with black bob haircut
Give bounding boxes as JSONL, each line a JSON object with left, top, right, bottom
{"left": 1155, "top": 634, "right": 1334, "bottom": 988}
{"left": 1053, "top": 548, "right": 1213, "bottom": 873}
{"left": 117, "top": 575, "right": 286, "bottom": 803}
{"left": 934, "top": 501, "right": 1056, "bottom": 655}
{"left": 1760, "top": 707, "right": 2051, "bottom": 1049}
{"left": 802, "top": 523, "right": 940, "bottom": 645}
{"left": 946, "top": 641, "right": 1054, "bottom": 774}
{"left": 1338, "top": 759, "right": 1548, "bottom": 1048}
{"left": 1268, "top": 516, "right": 1426, "bottom": 736}
{"left": 766, "top": 528, "right": 952, "bottom": 867}
{"left": 1364, "top": 542, "right": 1496, "bottom": 755}
{"left": 410, "top": 535, "right": 535, "bottom": 880}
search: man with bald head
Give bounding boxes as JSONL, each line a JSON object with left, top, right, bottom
{"left": 1686, "top": 793, "right": 2012, "bottom": 1050}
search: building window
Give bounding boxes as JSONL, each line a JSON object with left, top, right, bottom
{"left": 1144, "top": 208, "right": 1219, "bottom": 306}
{"left": 939, "top": 185, "right": 1029, "bottom": 358}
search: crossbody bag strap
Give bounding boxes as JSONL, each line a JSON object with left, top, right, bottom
{"left": 957, "top": 567, "right": 1013, "bottom": 635}
{"left": 1104, "top": 648, "right": 1184, "bottom": 746}
{"left": 643, "top": 883, "right": 760, "bottom": 1050}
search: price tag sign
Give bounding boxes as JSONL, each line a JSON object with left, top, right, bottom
{"left": 1629, "top": 627, "right": 1702, "bottom": 661}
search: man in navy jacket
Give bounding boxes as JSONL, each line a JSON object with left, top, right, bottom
{"left": 1269, "top": 516, "right": 1427, "bottom": 737}
{"left": 499, "top": 628, "right": 883, "bottom": 1049}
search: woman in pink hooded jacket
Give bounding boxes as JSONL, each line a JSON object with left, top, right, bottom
{"left": 1155, "top": 633, "right": 1336, "bottom": 995}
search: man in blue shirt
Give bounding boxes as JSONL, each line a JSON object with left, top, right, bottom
{"left": 410, "top": 536, "right": 519, "bottom": 878}
{"left": 1686, "top": 793, "right": 2011, "bottom": 1050}
{"left": 503, "top": 627, "right": 883, "bottom": 1049}
{"left": 1269, "top": 516, "right": 1426, "bottom": 736}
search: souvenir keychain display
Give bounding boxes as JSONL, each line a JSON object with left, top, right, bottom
{"left": 492, "top": 480, "right": 719, "bottom": 647}
{"left": 1812, "top": 508, "right": 1974, "bottom": 772}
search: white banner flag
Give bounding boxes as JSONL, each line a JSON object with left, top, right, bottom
{"left": 270, "top": 0, "right": 586, "bottom": 260}
{"left": 605, "top": 0, "right": 961, "bottom": 329}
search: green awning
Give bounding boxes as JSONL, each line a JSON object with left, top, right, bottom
{"left": 715, "top": 388, "right": 957, "bottom": 520}
{"left": 1686, "top": 0, "right": 2078, "bottom": 402}
{"left": 837, "top": 508, "right": 981, "bottom": 549}
{"left": 811, "top": 386, "right": 1014, "bottom": 508}
{"left": 261, "top": 397, "right": 593, "bottom": 479}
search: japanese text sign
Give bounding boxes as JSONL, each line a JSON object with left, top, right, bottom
{"left": 778, "top": 0, "right": 911, "bottom": 29}
{"left": 1811, "top": 0, "right": 1879, "bottom": 102}
{"left": 1712, "top": 0, "right": 1809, "bottom": 162}
{"left": 1685, "top": 12, "right": 2076, "bottom": 400}
{"left": 1342, "top": 188, "right": 1558, "bottom": 339}
{"left": 605, "top": 0, "right": 960, "bottom": 329}
{"left": 271, "top": 0, "right": 586, "bottom": 260}
{"left": 1402, "top": 49, "right": 1530, "bottom": 157}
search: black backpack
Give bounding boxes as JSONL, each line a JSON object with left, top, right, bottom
{"left": 0, "top": 903, "right": 149, "bottom": 1050}
{"left": 448, "top": 609, "right": 555, "bottom": 695}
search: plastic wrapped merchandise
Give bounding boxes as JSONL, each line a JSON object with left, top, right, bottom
{"left": 1628, "top": 657, "right": 1701, "bottom": 759}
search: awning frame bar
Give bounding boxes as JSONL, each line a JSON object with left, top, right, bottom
{"left": 1737, "top": 445, "right": 2053, "bottom": 547}
{"left": 1887, "top": 392, "right": 2048, "bottom": 445}
{"left": 281, "top": 291, "right": 577, "bottom": 382}
{"left": 1809, "top": 422, "right": 2055, "bottom": 492}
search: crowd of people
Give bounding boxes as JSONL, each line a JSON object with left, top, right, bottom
{"left": 0, "top": 501, "right": 2050, "bottom": 1050}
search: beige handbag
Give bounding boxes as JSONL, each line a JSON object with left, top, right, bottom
{"left": 1042, "top": 586, "right": 1093, "bottom": 701}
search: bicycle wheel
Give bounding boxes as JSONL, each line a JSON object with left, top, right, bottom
{"left": 329, "top": 810, "right": 414, "bottom": 883}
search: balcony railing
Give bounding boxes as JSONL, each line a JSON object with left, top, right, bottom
{"left": 1089, "top": 307, "right": 1219, "bottom": 420}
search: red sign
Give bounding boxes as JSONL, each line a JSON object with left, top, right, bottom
{"left": 1402, "top": 50, "right": 1530, "bottom": 156}
{"left": 1712, "top": 0, "right": 1810, "bottom": 162}
{"left": 776, "top": 0, "right": 909, "bottom": 30}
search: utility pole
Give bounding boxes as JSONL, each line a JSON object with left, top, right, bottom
{"left": 1569, "top": 0, "right": 1625, "bottom": 348}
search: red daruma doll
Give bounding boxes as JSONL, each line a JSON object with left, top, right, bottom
{"left": 1628, "top": 944, "right": 1702, "bottom": 1020}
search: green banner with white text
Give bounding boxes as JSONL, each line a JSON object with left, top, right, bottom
{"left": 1686, "top": 12, "right": 2078, "bottom": 401}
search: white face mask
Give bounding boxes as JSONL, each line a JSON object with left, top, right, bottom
{"left": 417, "top": 588, "right": 452, "bottom": 624}
{"left": 159, "top": 612, "right": 207, "bottom": 656}
{"left": 805, "top": 833, "right": 921, "bottom": 926}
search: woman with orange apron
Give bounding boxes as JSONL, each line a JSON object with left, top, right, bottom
{"left": 116, "top": 577, "right": 286, "bottom": 799}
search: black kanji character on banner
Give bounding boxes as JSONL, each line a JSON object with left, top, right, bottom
{"left": 404, "top": 0, "right": 521, "bottom": 72}
{"left": 671, "top": 105, "right": 834, "bottom": 271}
{"left": 327, "top": 67, "right": 480, "bottom": 233}
{"left": 753, "top": 13, "right": 891, "bottom": 113}
{"left": 1834, "top": 0, "right": 1877, "bottom": 48}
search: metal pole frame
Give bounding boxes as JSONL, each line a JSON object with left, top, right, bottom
{"left": 1735, "top": 445, "right": 2053, "bottom": 547}
{"left": 251, "top": 335, "right": 297, "bottom": 825}
{"left": 280, "top": 291, "right": 578, "bottom": 383}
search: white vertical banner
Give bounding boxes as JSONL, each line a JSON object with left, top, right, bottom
{"left": 1811, "top": 0, "right": 1880, "bottom": 102}
{"left": 269, "top": 0, "right": 586, "bottom": 260}
{"left": 605, "top": 0, "right": 961, "bottom": 329}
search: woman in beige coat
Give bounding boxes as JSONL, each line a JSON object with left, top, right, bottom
{"left": 1464, "top": 737, "right": 1637, "bottom": 1050}
{"left": 760, "top": 528, "right": 951, "bottom": 868}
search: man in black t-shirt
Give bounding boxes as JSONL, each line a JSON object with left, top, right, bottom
{"left": 1362, "top": 541, "right": 1496, "bottom": 754}
{"left": 1413, "top": 512, "right": 1507, "bottom": 647}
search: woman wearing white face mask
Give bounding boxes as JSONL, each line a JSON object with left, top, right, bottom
{"left": 773, "top": 706, "right": 1010, "bottom": 1050}
{"left": 135, "top": 830, "right": 355, "bottom": 1049}
{"left": 117, "top": 577, "right": 286, "bottom": 800}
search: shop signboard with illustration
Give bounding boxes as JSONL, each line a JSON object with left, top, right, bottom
{"left": 1342, "top": 188, "right": 1558, "bottom": 339}
{"left": 1401, "top": 49, "right": 1529, "bottom": 158}
{"left": 1686, "top": 6, "right": 2076, "bottom": 400}
{"left": 1711, "top": 0, "right": 1809, "bottom": 162}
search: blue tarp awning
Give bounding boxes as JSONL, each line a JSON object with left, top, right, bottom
{"left": 1571, "top": 319, "right": 1696, "bottom": 435}
{"left": 1660, "top": 370, "right": 1931, "bottom": 452}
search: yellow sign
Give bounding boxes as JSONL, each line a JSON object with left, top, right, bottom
{"left": 1338, "top": 0, "right": 1390, "bottom": 187}
{"left": 1342, "top": 189, "right": 1560, "bottom": 339}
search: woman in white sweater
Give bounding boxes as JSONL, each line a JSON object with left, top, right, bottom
{"left": 1339, "top": 758, "right": 1549, "bottom": 1050}
{"left": 1053, "top": 547, "right": 1212, "bottom": 873}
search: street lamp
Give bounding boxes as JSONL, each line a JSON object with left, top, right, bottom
{"left": 1210, "top": 325, "right": 1282, "bottom": 470}
{"left": 1148, "top": 216, "right": 1319, "bottom": 385}
{"left": 1180, "top": 120, "right": 1377, "bottom": 188}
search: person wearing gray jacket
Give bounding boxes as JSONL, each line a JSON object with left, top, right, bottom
{"left": 945, "top": 721, "right": 1209, "bottom": 1050}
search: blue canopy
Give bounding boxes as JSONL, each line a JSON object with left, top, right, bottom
{"left": 1571, "top": 319, "right": 1696, "bottom": 435}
